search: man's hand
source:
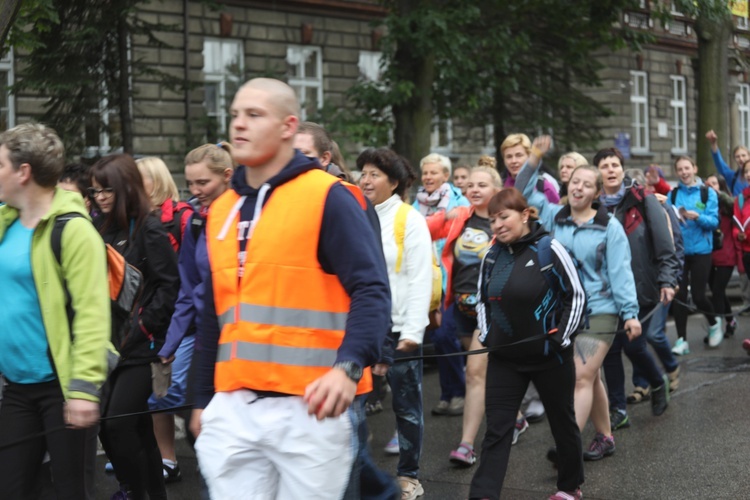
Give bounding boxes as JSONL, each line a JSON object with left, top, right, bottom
{"left": 660, "top": 287, "right": 675, "bottom": 305}
{"left": 624, "top": 318, "right": 642, "bottom": 341}
{"left": 396, "top": 339, "right": 419, "bottom": 352}
{"left": 304, "top": 368, "right": 357, "bottom": 420}
{"left": 65, "top": 399, "right": 99, "bottom": 429}
{"left": 189, "top": 409, "right": 203, "bottom": 438}
{"left": 372, "top": 363, "right": 389, "bottom": 376}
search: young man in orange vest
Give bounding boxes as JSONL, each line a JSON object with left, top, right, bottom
{"left": 190, "top": 78, "right": 391, "bottom": 499}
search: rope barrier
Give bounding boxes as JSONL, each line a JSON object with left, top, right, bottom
{"left": 672, "top": 299, "right": 750, "bottom": 318}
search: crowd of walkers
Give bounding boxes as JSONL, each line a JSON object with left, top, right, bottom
{"left": 0, "top": 77, "right": 749, "bottom": 500}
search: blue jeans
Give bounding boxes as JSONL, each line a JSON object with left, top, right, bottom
{"left": 431, "top": 303, "right": 465, "bottom": 401}
{"left": 386, "top": 342, "right": 424, "bottom": 478}
{"left": 633, "top": 303, "right": 679, "bottom": 388}
{"left": 603, "top": 308, "right": 665, "bottom": 412}
{"left": 343, "top": 396, "right": 399, "bottom": 500}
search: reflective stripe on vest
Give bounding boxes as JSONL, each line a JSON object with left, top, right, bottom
{"left": 216, "top": 341, "right": 337, "bottom": 367}
{"left": 217, "top": 303, "right": 348, "bottom": 332}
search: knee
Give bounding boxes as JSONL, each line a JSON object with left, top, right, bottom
{"left": 465, "top": 362, "right": 487, "bottom": 387}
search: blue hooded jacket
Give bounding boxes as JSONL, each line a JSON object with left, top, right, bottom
{"left": 666, "top": 178, "right": 719, "bottom": 256}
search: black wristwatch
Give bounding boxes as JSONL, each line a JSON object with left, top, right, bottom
{"left": 333, "top": 362, "right": 363, "bottom": 383}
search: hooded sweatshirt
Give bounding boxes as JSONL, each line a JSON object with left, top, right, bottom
{"left": 194, "top": 151, "right": 391, "bottom": 408}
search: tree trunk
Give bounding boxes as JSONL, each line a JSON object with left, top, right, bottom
{"left": 392, "top": 47, "right": 434, "bottom": 170}
{"left": 117, "top": 17, "right": 134, "bottom": 154}
{"left": 0, "top": 0, "right": 23, "bottom": 56}
{"left": 695, "top": 14, "right": 733, "bottom": 178}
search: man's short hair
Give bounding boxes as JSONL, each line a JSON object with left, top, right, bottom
{"left": 0, "top": 123, "right": 65, "bottom": 188}
{"left": 59, "top": 163, "right": 92, "bottom": 195}
{"left": 297, "top": 122, "right": 333, "bottom": 157}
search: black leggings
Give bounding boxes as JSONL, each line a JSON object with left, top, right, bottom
{"left": 673, "top": 254, "right": 716, "bottom": 340}
{"left": 469, "top": 354, "right": 582, "bottom": 499}
{"left": 710, "top": 266, "right": 734, "bottom": 323}
{"left": 99, "top": 364, "right": 166, "bottom": 500}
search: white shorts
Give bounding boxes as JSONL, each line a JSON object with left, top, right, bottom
{"left": 196, "top": 390, "right": 354, "bottom": 500}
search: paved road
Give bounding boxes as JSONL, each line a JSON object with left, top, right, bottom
{"left": 95, "top": 312, "right": 750, "bottom": 499}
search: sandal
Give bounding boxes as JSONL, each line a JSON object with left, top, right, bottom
{"left": 626, "top": 386, "right": 650, "bottom": 404}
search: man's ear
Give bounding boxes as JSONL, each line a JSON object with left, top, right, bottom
{"left": 319, "top": 151, "right": 332, "bottom": 168}
{"left": 281, "top": 115, "right": 299, "bottom": 141}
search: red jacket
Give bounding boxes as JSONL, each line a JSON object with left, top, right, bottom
{"left": 732, "top": 187, "right": 750, "bottom": 255}
{"left": 713, "top": 212, "right": 743, "bottom": 272}
{"left": 652, "top": 177, "right": 672, "bottom": 196}
{"left": 426, "top": 206, "right": 475, "bottom": 307}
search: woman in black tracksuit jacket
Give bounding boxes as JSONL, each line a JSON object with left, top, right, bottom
{"left": 468, "top": 189, "right": 586, "bottom": 500}
{"left": 90, "top": 154, "right": 179, "bottom": 500}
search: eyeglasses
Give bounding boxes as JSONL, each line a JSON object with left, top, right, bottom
{"left": 87, "top": 187, "right": 115, "bottom": 198}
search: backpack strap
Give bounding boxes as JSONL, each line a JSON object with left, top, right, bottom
{"left": 52, "top": 213, "right": 85, "bottom": 265}
{"left": 700, "top": 185, "right": 708, "bottom": 205}
{"left": 190, "top": 213, "right": 206, "bottom": 242}
{"left": 394, "top": 203, "right": 412, "bottom": 273}
{"left": 670, "top": 188, "right": 677, "bottom": 206}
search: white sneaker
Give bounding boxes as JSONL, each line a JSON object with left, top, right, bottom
{"left": 384, "top": 431, "right": 400, "bottom": 455}
{"left": 672, "top": 338, "right": 690, "bottom": 356}
{"left": 707, "top": 318, "right": 723, "bottom": 347}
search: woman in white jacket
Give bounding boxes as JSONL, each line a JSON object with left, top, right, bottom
{"left": 358, "top": 148, "right": 434, "bottom": 500}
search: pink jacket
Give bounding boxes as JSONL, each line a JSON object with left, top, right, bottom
{"left": 426, "top": 206, "right": 475, "bottom": 307}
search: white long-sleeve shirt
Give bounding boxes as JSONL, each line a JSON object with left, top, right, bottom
{"left": 375, "top": 194, "right": 434, "bottom": 344}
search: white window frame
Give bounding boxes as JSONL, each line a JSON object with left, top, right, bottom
{"left": 0, "top": 50, "right": 15, "bottom": 130}
{"left": 670, "top": 1, "right": 684, "bottom": 16}
{"left": 670, "top": 75, "right": 687, "bottom": 154}
{"left": 739, "top": 16, "right": 750, "bottom": 31}
{"left": 740, "top": 84, "right": 750, "bottom": 150}
{"left": 358, "top": 51, "right": 382, "bottom": 82}
{"left": 630, "top": 71, "right": 650, "bottom": 153}
{"left": 286, "top": 46, "right": 323, "bottom": 121}
{"left": 203, "top": 38, "right": 244, "bottom": 137}
{"left": 431, "top": 118, "right": 453, "bottom": 154}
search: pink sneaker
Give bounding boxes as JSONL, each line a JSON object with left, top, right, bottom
{"left": 549, "top": 489, "right": 582, "bottom": 500}
{"left": 448, "top": 442, "right": 476, "bottom": 466}
{"left": 743, "top": 339, "right": 750, "bottom": 356}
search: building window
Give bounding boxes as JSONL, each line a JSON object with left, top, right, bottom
{"left": 431, "top": 118, "right": 453, "bottom": 154}
{"left": 630, "top": 71, "right": 650, "bottom": 153}
{"left": 671, "top": 76, "right": 687, "bottom": 154}
{"left": 670, "top": 1, "right": 684, "bottom": 16}
{"left": 739, "top": 16, "right": 750, "bottom": 31}
{"left": 358, "top": 51, "right": 382, "bottom": 82}
{"left": 0, "top": 50, "right": 15, "bottom": 131}
{"left": 203, "top": 38, "right": 244, "bottom": 141}
{"left": 287, "top": 46, "right": 322, "bottom": 121}
{"left": 740, "top": 84, "right": 750, "bottom": 149}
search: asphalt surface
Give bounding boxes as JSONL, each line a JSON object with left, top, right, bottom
{"left": 95, "top": 311, "right": 750, "bottom": 499}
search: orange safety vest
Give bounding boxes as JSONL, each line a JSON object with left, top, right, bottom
{"left": 206, "top": 169, "right": 373, "bottom": 396}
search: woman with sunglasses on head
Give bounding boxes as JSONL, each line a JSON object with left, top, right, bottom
{"left": 514, "top": 138, "right": 641, "bottom": 464}
{"left": 467, "top": 188, "right": 586, "bottom": 500}
{"left": 90, "top": 154, "right": 180, "bottom": 500}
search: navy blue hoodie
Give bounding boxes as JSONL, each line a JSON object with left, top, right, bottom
{"left": 194, "top": 151, "right": 391, "bottom": 408}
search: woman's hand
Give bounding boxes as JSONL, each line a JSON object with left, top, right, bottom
{"left": 624, "top": 318, "right": 642, "bottom": 341}
{"left": 532, "top": 135, "right": 552, "bottom": 157}
{"left": 396, "top": 339, "right": 419, "bottom": 352}
{"left": 683, "top": 210, "right": 700, "bottom": 220}
{"left": 739, "top": 232, "right": 747, "bottom": 242}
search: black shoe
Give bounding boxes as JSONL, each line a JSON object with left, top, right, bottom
{"left": 725, "top": 318, "right": 737, "bottom": 338}
{"left": 163, "top": 462, "right": 182, "bottom": 484}
{"left": 651, "top": 377, "right": 669, "bottom": 416}
{"left": 610, "top": 410, "right": 631, "bottom": 430}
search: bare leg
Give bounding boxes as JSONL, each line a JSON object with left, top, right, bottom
{"left": 573, "top": 337, "right": 611, "bottom": 434}
{"left": 152, "top": 414, "right": 176, "bottom": 462}
{"left": 590, "top": 372, "right": 613, "bottom": 438}
{"left": 458, "top": 330, "right": 487, "bottom": 446}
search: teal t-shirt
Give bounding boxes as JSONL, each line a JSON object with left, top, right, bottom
{"left": 0, "top": 219, "right": 56, "bottom": 383}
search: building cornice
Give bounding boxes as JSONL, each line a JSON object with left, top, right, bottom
{"left": 216, "top": 0, "right": 387, "bottom": 20}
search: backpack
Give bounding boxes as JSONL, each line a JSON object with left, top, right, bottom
{"left": 159, "top": 200, "right": 194, "bottom": 253}
{"left": 670, "top": 186, "right": 722, "bottom": 251}
{"left": 532, "top": 235, "right": 589, "bottom": 333}
{"left": 52, "top": 213, "right": 144, "bottom": 352}
{"left": 393, "top": 203, "right": 442, "bottom": 312}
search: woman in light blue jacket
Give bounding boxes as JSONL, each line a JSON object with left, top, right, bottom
{"left": 666, "top": 156, "right": 720, "bottom": 354}
{"left": 515, "top": 138, "right": 641, "bottom": 463}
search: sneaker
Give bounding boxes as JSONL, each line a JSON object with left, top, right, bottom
{"left": 725, "top": 318, "right": 737, "bottom": 338}
{"left": 384, "top": 432, "right": 400, "bottom": 455}
{"left": 610, "top": 410, "right": 630, "bottom": 430}
{"left": 397, "top": 476, "right": 424, "bottom": 500}
{"left": 449, "top": 442, "right": 476, "bottom": 466}
{"left": 431, "top": 400, "right": 451, "bottom": 416}
{"left": 512, "top": 417, "right": 529, "bottom": 445}
{"left": 524, "top": 399, "right": 546, "bottom": 423}
{"left": 110, "top": 489, "right": 132, "bottom": 500}
{"left": 549, "top": 489, "right": 583, "bottom": 500}
{"left": 162, "top": 460, "right": 181, "bottom": 483}
{"left": 365, "top": 400, "right": 383, "bottom": 416}
{"left": 447, "top": 397, "right": 465, "bottom": 416}
{"left": 671, "top": 338, "right": 690, "bottom": 356}
{"left": 582, "top": 432, "right": 615, "bottom": 461}
{"left": 707, "top": 318, "right": 723, "bottom": 347}
{"left": 626, "top": 386, "right": 650, "bottom": 404}
{"left": 104, "top": 462, "right": 115, "bottom": 474}
{"left": 743, "top": 339, "right": 750, "bottom": 355}
{"left": 651, "top": 375, "right": 669, "bottom": 416}
{"left": 667, "top": 366, "right": 680, "bottom": 392}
